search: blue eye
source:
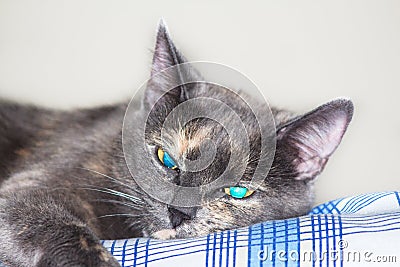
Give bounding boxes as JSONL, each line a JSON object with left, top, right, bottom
{"left": 157, "top": 148, "right": 178, "bottom": 169}
{"left": 224, "top": 186, "right": 254, "bottom": 199}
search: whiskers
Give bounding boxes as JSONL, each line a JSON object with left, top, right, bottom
{"left": 96, "top": 213, "right": 150, "bottom": 219}
{"left": 82, "top": 187, "right": 144, "bottom": 205}
{"left": 75, "top": 167, "right": 153, "bottom": 223}
{"left": 76, "top": 167, "right": 144, "bottom": 195}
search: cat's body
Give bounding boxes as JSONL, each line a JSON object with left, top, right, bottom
{"left": 0, "top": 22, "right": 353, "bottom": 267}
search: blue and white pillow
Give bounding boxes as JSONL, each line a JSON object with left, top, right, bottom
{"left": 102, "top": 191, "right": 400, "bottom": 267}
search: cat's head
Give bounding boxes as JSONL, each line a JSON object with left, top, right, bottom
{"left": 120, "top": 22, "right": 353, "bottom": 239}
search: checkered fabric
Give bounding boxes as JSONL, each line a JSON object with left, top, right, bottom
{"left": 102, "top": 191, "right": 400, "bottom": 267}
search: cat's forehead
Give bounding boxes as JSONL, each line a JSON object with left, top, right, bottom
{"left": 176, "top": 126, "right": 210, "bottom": 155}
{"left": 146, "top": 83, "right": 265, "bottom": 173}
{"left": 160, "top": 119, "right": 229, "bottom": 157}
{"left": 159, "top": 115, "right": 261, "bottom": 168}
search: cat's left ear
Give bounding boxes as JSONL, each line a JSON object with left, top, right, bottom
{"left": 276, "top": 99, "right": 354, "bottom": 180}
{"left": 144, "top": 20, "right": 202, "bottom": 109}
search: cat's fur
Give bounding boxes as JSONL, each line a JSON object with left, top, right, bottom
{"left": 0, "top": 22, "right": 353, "bottom": 267}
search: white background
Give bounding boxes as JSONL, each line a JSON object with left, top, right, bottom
{"left": 0, "top": 0, "right": 399, "bottom": 204}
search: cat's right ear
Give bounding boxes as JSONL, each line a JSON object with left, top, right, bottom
{"left": 143, "top": 20, "right": 201, "bottom": 110}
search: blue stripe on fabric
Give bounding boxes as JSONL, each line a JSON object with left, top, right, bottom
{"left": 297, "top": 218, "right": 300, "bottom": 267}
{"left": 133, "top": 239, "right": 139, "bottom": 267}
{"left": 332, "top": 215, "right": 336, "bottom": 267}
{"left": 348, "top": 195, "right": 379, "bottom": 213}
{"left": 121, "top": 239, "right": 128, "bottom": 267}
{"left": 110, "top": 240, "right": 116, "bottom": 255}
{"left": 314, "top": 205, "right": 324, "bottom": 214}
{"left": 144, "top": 239, "right": 150, "bottom": 267}
{"left": 326, "top": 201, "right": 341, "bottom": 214}
{"left": 327, "top": 199, "right": 343, "bottom": 214}
{"left": 338, "top": 215, "right": 343, "bottom": 267}
{"left": 247, "top": 226, "right": 252, "bottom": 267}
{"left": 306, "top": 212, "right": 400, "bottom": 228}
{"left": 335, "top": 213, "right": 400, "bottom": 223}
{"left": 272, "top": 220, "right": 276, "bottom": 267}
{"left": 206, "top": 234, "right": 210, "bottom": 267}
{"left": 259, "top": 223, "right": 264, "bottom": 267}
{"left": 219, "top": 232, "right": 223, "bottom": 267}
{"left": 349, "top": 194, "right": 372, "bottom": 212}
{"left": 285, "top": 219, "right": 288, "bottom": 267}
{"left": 348, "top": 192, "right": 390, "bottom": 213}
{"left": 311, "top": 215, "right": 315, "bottom": 267}
{"left": 226, "top": 231, "right": 230, "bottom": 267}
{"left": 395, "top": 191, "right": 400, "bottom": 206}
{"left": 324, "top": 214, "right": 329, "bottom": 266}
{"left": 339, "top": 226, "right": 400, "bottom": 236}
{"left": 233, "top": 230, "right": 237, "bottom": 267}
{"left": 213, "top": 233, "right": 217, "bottom": 267}
{"left": 318, "top": 215, "right": 322, "bottom": 267}
{"left": 340, "top": 220, "right": 400, "bottom": 231}
{"left": 341, "top": 194, "right": 364, "bottom": 213}
{"left": 320, "top": 204, "right": 327, "bottom": 213}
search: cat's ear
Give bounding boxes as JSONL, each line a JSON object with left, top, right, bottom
{"left": 150, "top": 20, "right": 187, "bottom": 76}
{"left": 276, "top": 99, "right": 354, "bottom": 180}
{"left": 144, "top": 20, "right": 202, "bottom": 109}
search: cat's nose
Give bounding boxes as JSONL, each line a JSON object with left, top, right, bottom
{"left": 168, "top": 206, "right": 197, "bottom": 228}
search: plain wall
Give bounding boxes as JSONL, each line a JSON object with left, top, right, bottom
{"left": 0, "top": 0, "right": 399, "bottom": 204}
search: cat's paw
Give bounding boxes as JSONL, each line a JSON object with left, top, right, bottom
{"left": 36, "top": 245, "right": 121, "bottom": 267}
{"left": 35, "top": 234, "right": 120, "bottom": 267}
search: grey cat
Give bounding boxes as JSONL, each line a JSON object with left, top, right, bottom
{"left": 0, "top": 22, "right": 353, "bottom": 267}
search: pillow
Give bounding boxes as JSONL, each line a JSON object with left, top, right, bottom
{"left": 102, "top": 191, "right": 400, "bottom": 267}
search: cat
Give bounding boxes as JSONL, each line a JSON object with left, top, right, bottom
{"left": 0, "top": 21, "right": 353, "bottom": 267}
